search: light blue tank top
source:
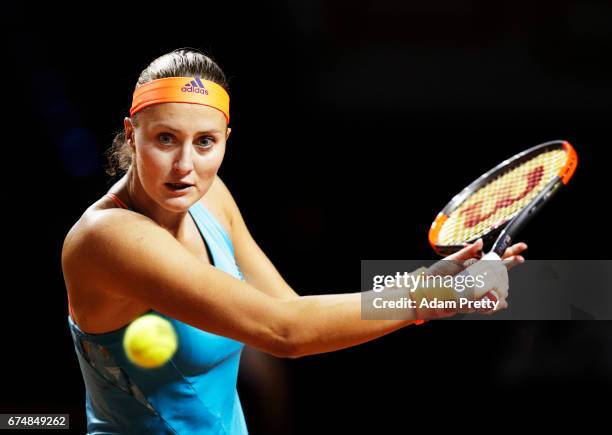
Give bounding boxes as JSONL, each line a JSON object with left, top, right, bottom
{"left": 68, "top": 198, "right": 248, "bottom": 434}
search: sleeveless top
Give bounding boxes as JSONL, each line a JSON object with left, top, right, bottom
{"left": 67, "top": 193, "right": 248, "bottom": 434}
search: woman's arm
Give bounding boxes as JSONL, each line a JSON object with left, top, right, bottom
{"left": 63, "top": 209, "right": 417, "bottom": 360}
{"left": 279, "top": 291, "right": 417, "bottom": 358}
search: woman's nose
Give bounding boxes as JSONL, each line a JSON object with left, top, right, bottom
{"left": 173, "top": 144, "right": 195, "bottom": 173}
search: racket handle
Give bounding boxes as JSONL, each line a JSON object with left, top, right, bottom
{"left": 492, "top": 231, "right": 512, "bottom": 256}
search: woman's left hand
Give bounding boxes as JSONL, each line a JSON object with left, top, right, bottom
{"left": 499, "top": 242, "right": 528, "bottom": 270}
{"left": 451, "top": 239, "right": 528, "bottom": 270}
{"left": 426, "top": 238, "right": 528, "bottom": 278}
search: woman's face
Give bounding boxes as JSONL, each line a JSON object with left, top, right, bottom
{"left": 125, "top": 102, "right": 230, "bottom": 211}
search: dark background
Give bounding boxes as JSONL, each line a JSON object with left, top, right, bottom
{"left": 3, "top": 1, "right": 612, "bottom": 433}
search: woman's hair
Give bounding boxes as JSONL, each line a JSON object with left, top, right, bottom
{"left": 104, "top": 48, "right": 229, "bottom": 179}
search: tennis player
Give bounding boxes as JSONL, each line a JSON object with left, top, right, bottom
{"left": 61, "top": 48, "right": 527, "bottom": 434}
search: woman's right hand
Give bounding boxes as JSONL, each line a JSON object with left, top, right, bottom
{"left": 412, "top": 241, "right": 510, "bottom": 319}
{"left": 456, "top": 251, "right": 509, "bottom": 315}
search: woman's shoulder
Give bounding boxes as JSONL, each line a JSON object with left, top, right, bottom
{"left": 61, "top": 204, "right": 154, "bottom": 333}
{"left": 62, "top": 201, "right": 152, "bottom": 275}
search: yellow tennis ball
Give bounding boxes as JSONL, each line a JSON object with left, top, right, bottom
{"left": 123, "top": 314, "right": 178, "bottom": 368}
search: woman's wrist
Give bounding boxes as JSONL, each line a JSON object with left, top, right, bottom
{"left": 410, "top": 267, "right": 462, "bottom": 319}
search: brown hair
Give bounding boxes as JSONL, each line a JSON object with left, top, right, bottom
{"left": 104, "top": 48, "right": 229, "bottom": 179}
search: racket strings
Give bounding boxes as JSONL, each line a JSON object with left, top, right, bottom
{"left": 438, "top": 149, "right": 568, "bottom": 245}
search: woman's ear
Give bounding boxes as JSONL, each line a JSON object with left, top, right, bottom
{"left": 124, "top": 117, "right": 136, "bottom": 151}
{"left": 225, "top": 127, "right": 232, "bottom": 142}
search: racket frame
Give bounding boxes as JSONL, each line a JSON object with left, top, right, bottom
{"left": 429, "top": 140, "right": 577, "bottom": 256}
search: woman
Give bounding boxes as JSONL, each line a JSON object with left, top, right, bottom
{"left": 61, "top": 48, "right": 526, "bottom": 434}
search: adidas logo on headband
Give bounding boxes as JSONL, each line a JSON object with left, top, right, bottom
{"left": 181, "top": 76, "right": 209, "bottom": 95}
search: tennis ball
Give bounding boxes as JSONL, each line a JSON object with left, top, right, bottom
{"left": 123, "top": 314, "right": 178, "bottom": 368}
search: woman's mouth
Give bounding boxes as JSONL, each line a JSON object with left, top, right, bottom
{"left": 165, "top": 183, "right": 193, "bottom": 191}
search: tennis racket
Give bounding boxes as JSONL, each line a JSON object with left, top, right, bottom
{"left": 429, "top": 140, "right": 578, "bottom": 257}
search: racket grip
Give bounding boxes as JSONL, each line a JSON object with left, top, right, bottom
{"left": 492, "top": 231, "right": 512, "bottom": 256}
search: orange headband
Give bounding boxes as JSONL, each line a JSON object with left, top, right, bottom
{"left": 130, "top": 76, "right": 230, "bottom": 123}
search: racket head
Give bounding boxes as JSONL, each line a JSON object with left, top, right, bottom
{"left": 429, "top": 140, "right": 578, "bottom": 256}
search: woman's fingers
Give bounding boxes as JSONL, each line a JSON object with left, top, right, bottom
{"left": 476, "top": 290, "right": 510, "bottom": 315}
{"left": 450, "top": 238, "right": 484, "bottom": 262}
{"left": 502, "top": 255, "right": 525, "bottom": 270}
{"left": 502, "top": 242, "right": 528, "bottom": 260}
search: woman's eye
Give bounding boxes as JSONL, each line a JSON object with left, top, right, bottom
{"left": 199, "top": 137, "right": 215, "bottom": 148}
{"left": 158, "top": 133, "right": 173, "bottom": 144}
{"left": 157, "top": 133, "right": 214, "bottom": 148}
